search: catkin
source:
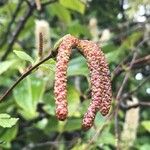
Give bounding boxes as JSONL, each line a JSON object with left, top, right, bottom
{"left": 77, "top": 40, "right": 112, "bottom": 130}
{"left": 54, "top": 35, "right": 78, "bottom": 120}
{"left": 54, "top": 34, "right": 112, "bottom": 129}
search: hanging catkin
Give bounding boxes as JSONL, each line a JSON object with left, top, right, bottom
{"left": 77, "top": 40, "right": 112, "bottom": 130}
{"left": 54, "top": 35, "right": 78, "bottom": 121}
{"left": 54, "top": 34, "right": 112, "bottom": 130}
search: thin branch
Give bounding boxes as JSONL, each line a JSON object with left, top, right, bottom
{"left": 114, "top": 38, "right": 147, "bottom": 150}
{"left": 83, "top": 122, "right": 109, "bottom": 150}
{"left": 120, "top": 101, "right": 150, "bottom": 109}
{"left": 0, "top": 50, "right": 57, "bottom": 102}
{"left": 0, "top": 0, "right": 57, "bottom": 61}
{"left": 112, "top": 55, "right": 150, "bottom": 77}
{"left": 122, "top": 76, "right": 150, "bottom": 100}
{"left": 1, "top": 5, "right": 34, "bottom": 61}
{"left": 0, "top": 0, "right": 23, "bottom": 48}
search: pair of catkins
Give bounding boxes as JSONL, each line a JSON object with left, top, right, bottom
{"left": 54, "top": 34, "right": 112, "bottom": 130}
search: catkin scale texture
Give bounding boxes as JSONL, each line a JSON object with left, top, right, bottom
{"left": 77, "top": 40, "right": 112, "bottom": 130}
{"left": 54, "top": 35, "right": 78, "bottom": 121}
{"left": 54, "top": 34, "right": 112, "bottom": 130}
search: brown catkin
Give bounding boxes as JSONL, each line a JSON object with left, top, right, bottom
{"left": 54, "top": 34, "right": 112, "bottom": 129}
{"left": 54, "top": 35, "right": 78, "bottom": 121}
{"left": 38, "top": 32, "right": 43, "bottom": 59}
{"left": 77, "top": 40, "right": 112, "bottom": 130}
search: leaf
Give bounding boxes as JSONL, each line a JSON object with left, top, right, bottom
{"left": 13, "top": 74, "right": 46, "bottom": 120}
{"left": 140, "top": 144, "right": 150, "bottom": 150}
{"left": 97, "top": 127, "right": 115, "bottom": 145}
{"left": 13, "top": 50, "right": 34, "bottom": 64}
{"left": 106, "top": 31, "right": 143, "bottom": 63}
{"left": 53, "top": 37, "right": 64, "bottom": 50}
{"left": 68, "top": 21, "right": 91, "bottom": 37}
{"left": 63, "top": 117, "right": 82, "bottom": 131}
{"left": 0, "top": 101, "right": 15, "bottom": 114}
{"left": 0, "top": 125, "right": 18, "bottom": 142}
{"left": 49, "top": 3, "right": 71, "bottom": 24}
{"left": 0, "top": 114, "right": 18, "bottom": 128}
{"left": 44, "top": 117, "right": 59, "bottom": 133}
{"left": 68, "top": 56, "right": 89, "bottom": 77}
{"left": 141, "top": 121, "right": 150, "bottom": 132}
{"left": 102, "top": 42, "right": 118, "bottom": 53}
{"left": 40, "top": 58, "right": 56, "bottom": 72}
{"left": 67, "top": 86, "right": 80, "bottom": 117}
{"left": 59, "top": 0, "right": 85, "bottom": 14}
{"left": 0, "top": 60, "right": 16, "bottom": 75}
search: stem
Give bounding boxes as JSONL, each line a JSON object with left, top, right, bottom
{"left": 0, "top": 51, "right": 57, "bottom": 102}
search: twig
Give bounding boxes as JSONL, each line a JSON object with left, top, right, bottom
{"left": 121, "top": 76, "right": 150, "bottom": 100}
{"left": 83, "top": 122, "right": 109, "bottom": 150}
{"left": 0, "top": 0, "right": 23, "bottom": 48}
{"left": 120, "top": 101, "right": 150, "bottom": 109}
{"left": 1, "top": 4, "right": 34, "bottom": 61}
{"left": 114, "top": 38, "right": 148, "bottom": 150}
{"left": 0, "top": 50, "right": 57, "bottom": 102}
{"left": 0, "top": 0, "right": 57, "bottom": 61}
{"left": 112, "top": 55, "right": 150, "bottom": 77}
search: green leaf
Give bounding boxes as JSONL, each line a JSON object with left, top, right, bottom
{"left": 140, "top": 144, "right": 150, "bottom": 150}
{"left": 53, "top": 37, "right": 64, "bottom": 50}
{"left": 102, "top": 42, "right": 118, "bottom": 53}
{"left": 49, "top": 3, "right": 71, "bottom": 24}
{"left": 141, "top": 121, "right": 150, "bottom": 132}
{"left": 67, "top": 86, "right": 80, "bottom": 117}
{"left": 98, "top": 128, "right": 115, "bottom": 145}
{"left": 0, "top": 114, "right": 18, "bottom": 128}
{"left": 13, "top": 50, "right": 34, "bottom": 64}
{"left": 59, "top": 0, "right": 85, "bottom": 14}
{"left": 68, "top": 56, "right": 89, "bottom": 76}
{"left": 40, "top": 58, "right": 56, "bottom": 72}
{"left": 63, "top": 117, "right": 82, "bottom": 131}
{"left": 0, "top": 60, "right": 16, "bottom": 75}
{"left": 44, "top": 117, "right": 59, "bottom": 133}
{"left": 13, "top": 74, "right": 46, "bottom": 120}
{"left": 0, "top": 125, "right": 18, "bottom": 142}
{"left": 68, "top": 21, "right": 91, "bottom": 37}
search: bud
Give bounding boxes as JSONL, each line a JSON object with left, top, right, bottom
{"left": 35, "top": 20, "right": 51, "bottom": 56}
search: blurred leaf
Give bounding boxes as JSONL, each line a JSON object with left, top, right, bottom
{"left": 49, "top": 3, "right": 71, "bottom": 24}
{"left": 102, "top": 42, "right": 118, "bottom": 53}
{"left": 0, "top": 76, "right": 13, "bottom": 87}
{"left": 13, "top": 75, "right": 46, "bottom": 119}
{"left": 59, "top": 0, "right": 85, "bottom": 14}
{"left": 98, "top": 128, "right": 115, "bottom": 145}
{"left": 67, "top": 86, "right": 80, "bottom": 117}
{"left": 0, "top": 101, "right": 15, "bottom": 113}
{"left": 63, "top": 117, "right": 82, "bottom": 131}
{"left": 106, "top": 31, "right": 143, "bottom": 63}
{"left": 13, "top": 50, "right": 34, "bottom": 64}
{"left": 0, "top": 124, "right": 18, "bottom": 142}
{"left": 68, "top": 21, "right": 91, "bottom": 37}
{"left": 121, "top": 31, "right": 143, "bottom": 49}
{"left": 44, "top": 117, "right": 59, "bottom": 133}
{"left": 43, "top": 91, "right": 55, "bottom": 116}
{"left": 35, "top": 118, "right": 48, "bottom": 130}
{"left": 141, "top": 121, "right": 150, "bottom": 132}
{"left": 68, "top": 56, "right": 89, "bottom": 76}
{"left": 0, "top": 60, "right": 16, "bottom": 75}
{"left": 0, "top": 114, "right": 18, "bottom": 128}
{"left": 140, "top": 144, "right": 150, "bottom": 150}
{"left": 40, "top": 58, "right": 56, "bottom": 72}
